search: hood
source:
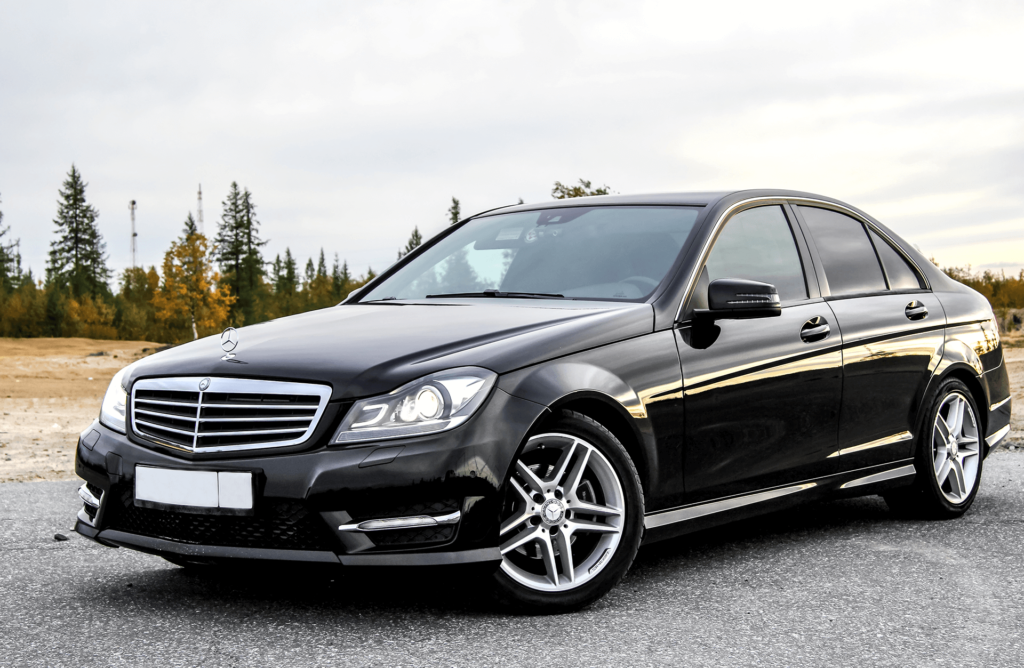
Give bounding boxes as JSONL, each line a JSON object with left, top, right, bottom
{"left": 129, "top": 300, "right": 653, "bottom": 400}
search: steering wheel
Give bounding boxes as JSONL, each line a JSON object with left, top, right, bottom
{"left": 621, "top": 275, "right": 659, "bottom": 291}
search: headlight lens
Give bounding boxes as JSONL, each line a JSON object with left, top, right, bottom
{"left": 331, "top": 367, "right": 497, "bottom": 444}
{"left": 99, "top": 365, "right": 133, "bottom": 434}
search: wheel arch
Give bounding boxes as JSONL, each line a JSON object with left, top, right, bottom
{"left": 925, "top": 363, "right": 989, "bottom": 441}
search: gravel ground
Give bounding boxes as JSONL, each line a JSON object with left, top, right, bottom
{"left": 2, "top": 453, "right": 1023, "bottom": 667}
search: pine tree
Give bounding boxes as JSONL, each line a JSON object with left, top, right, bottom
{"left": 331, "top": 254, "right": 351, "bottom": 300}
{"left": 0, "top": 192, "right": 24, "bottom": 292}
{"left": 397, "top": 226, "right": 423, "bottom": 259}
{"left": 551, "top": 179, "right": 611, "bottom": 199}
{"left": 46, "top": 165, "right": 111, "bottom": 298}
{"left": 448, "top": 197, "right": 461, "bottom": 226}
{"left": 214, "top": 183, "right": 267, "bottom": 325}
{"left": 182, "top": 212, "right": 198, "bottom": 237}
{"left": 317, "top": 248, "right": 327, "bottom": 278}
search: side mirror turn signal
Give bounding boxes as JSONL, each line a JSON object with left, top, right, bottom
{"left": 695, "top": 278, "right": 782, "bottom": 320}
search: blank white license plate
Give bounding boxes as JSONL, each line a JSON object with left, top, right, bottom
{"left": 135, "top": 466, "right": 253, "bottom": 511}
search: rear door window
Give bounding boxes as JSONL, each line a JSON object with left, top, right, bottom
{"left": 868, "top": 228, "right": 925, "bottom": 290}
{"left": 705, "top": 205, "right": 808, "bottom": 302}
{"left": 798, "top": 206, "right": 886, "bottom": 297}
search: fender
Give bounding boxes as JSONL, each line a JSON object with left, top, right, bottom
{"left": 921, "top": 336, "right": 991, "bottom": 437}
{"left": 497, "top": 331, "right": 686, "bottom": 510}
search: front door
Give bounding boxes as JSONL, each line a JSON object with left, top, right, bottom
{"left": 677, "top": 204, "right": 843, "bottom": 503}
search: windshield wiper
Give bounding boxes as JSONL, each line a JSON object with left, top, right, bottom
{"left": 425, "top": 290, "right": 565, "bottom": 300}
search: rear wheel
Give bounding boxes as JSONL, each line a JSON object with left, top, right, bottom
{"left": 884, "top": 378, "right": 984, "bottom": 518}
{"left": 492, "top": 410, "right": 644, "bottom": 613}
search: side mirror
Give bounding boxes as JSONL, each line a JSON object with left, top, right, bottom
{"left": 698, "top": 278, "right": 781, "bottom": 320}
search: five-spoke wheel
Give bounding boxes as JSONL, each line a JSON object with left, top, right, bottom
{"left": 884, "top": 378, "right": 984, "bottom": 518}
{"left": 492, "top": 410, "right": 643, "bottom": 612}
{"left": 931, "top": 392, "right": 981, "bottom": 504}
{"left": 499, "top": 433, "right": 625, "bottom": 591}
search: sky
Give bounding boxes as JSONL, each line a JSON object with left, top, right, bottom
{"left": 1, "top": 0, "right": 1023, "bottom": 283}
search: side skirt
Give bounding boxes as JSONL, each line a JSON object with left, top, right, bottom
{"left": 641, "top": 459, "right": 916, "bottom": 546}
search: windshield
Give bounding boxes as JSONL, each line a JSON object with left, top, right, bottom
{"left": 360, "top": 206, "right": 701, "bottom": 302}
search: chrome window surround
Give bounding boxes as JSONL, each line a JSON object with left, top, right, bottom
{"left": 130, "top": 376, "right": 332, "bottom": 454}
{"left": 675, "top": 196, "right": 930, "bottom": 322}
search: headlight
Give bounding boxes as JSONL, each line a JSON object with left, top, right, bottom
{"left": 331, "top": 367, "right": 497, "bottom": 444}
{"left": 99, "top": 365, "right": 133, "bottom": 434}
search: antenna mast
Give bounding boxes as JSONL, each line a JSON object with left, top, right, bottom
{"left": 197, "top": 184, "right": 204, "bottom": 235}
{"left": 129, "top": 200, "right": 138, "bottom": 270}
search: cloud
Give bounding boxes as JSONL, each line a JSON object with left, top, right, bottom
{"left": 1, "top": 0, "right": 1023, "bottom": 279}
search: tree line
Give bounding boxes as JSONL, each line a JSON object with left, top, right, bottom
{"left": 12, "top": 175, "right": 1011, "bottom": 343}
{"left": 0, "top": 166, "right": 383, "bottom": 342}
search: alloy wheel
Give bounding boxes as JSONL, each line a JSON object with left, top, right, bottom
{"left": 931, "top": 392, "right": 981, "bottom": 504}
{"left": 499, "top": 432, "right": 625, "bottom": 592}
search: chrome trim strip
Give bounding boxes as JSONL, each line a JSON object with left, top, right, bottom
{"left": 986, "top": 424, "right": 1011, "bottom": 448}
{"left": 989, "top": 397, "right": 1011, "bottom": 412}
{"left": 78, "top": 483, "right": 100, "bottom": 508}
{"left": 131, "top": 376, "right": 332, "bottom": 453}
{"left": 644, "top": 482, "right": 817, "bottom": 530}
{"left": 674, "top": 195, "right": 928, "bottom": 322}
{"left": 839, "top": 464, "right": 916, "bottom": 490}
{"left": 827, "top": 431, "right": 913, "bottom": 459}
{"left": 337, "top": 510, "right": 462, "bottom": 532}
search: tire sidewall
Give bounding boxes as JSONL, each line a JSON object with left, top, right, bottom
{"left": 492, "top": 410, "right": 645, "bottom": 613}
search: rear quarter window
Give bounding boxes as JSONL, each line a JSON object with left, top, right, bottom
{"left": 868, "top": 228, "right": 925, "bottom": 290}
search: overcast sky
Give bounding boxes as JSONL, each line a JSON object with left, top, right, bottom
{"left": 2, "top": 1, "right": 1022, "bottom": 282}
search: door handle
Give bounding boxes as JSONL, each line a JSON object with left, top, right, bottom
{"left": 905, "top": 301, "right": 928, "bottom": 321}
{"left": 801, "top": 317, "right": 830, "bottom": 343}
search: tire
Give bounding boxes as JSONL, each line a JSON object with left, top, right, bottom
{"left": 883, "top": 378, "right": 984, "bottom": 519}
{"left": 492, "top": 410, "right": 645, "bottom": 613}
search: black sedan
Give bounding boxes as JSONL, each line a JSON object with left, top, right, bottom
{"left": 75, "top": 189, "right": 1012, "bottom": 612}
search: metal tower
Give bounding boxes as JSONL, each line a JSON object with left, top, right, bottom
{"left": 129, "top": 200, "right": 138, "bottom": 270}
{"left": 197, "top": 184, "right": 204, "bottom": 235}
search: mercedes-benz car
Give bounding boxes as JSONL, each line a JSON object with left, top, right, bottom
{"left": 75, "top": 189, "right": 1012, "bottom": 612}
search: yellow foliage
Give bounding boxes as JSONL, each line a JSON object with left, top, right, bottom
{"left": 152, "top": 233, "right": 235, "bottom": 342}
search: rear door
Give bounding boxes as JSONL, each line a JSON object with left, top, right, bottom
{"left": 677, "top": 204, "right": 842, "bottom": 502}
{"left": 792, "top": 205, "right": 945, "bottom": 470}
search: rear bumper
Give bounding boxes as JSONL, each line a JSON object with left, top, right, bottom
{"left": 74, "top": 388, "right": 545, "bottom": 566}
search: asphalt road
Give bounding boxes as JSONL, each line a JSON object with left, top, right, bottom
{"left": 3, "top": 455, "right": 1023, "bottom": 667}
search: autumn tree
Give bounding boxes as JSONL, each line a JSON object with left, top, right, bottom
{"left": 46, "top": 165, "right": 111, "bottom": 298}
{"left": 153, "top": 215, "right": 234, "bottom": 341}
{"left": 551, "top": 179, "right": 611, "bottom": 199}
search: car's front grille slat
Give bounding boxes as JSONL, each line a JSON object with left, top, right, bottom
{"left": 131, "top": 377, "right": 331, "bottom": 454}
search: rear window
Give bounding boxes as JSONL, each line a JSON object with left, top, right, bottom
{"left": 798, "top": 206, "right": 886, "bottom": 297}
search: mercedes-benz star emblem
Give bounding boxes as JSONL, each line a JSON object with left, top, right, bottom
{"left": 198, "top": 378, "right": 211, "bottom": 392}
{"left": 220, "top": 327, "right": 239, "bottom": 353}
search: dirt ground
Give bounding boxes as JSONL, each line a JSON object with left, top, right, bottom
{"left": 0, "top": 338, "right": 163, "bottom": 483}
{"left": 1, "top": 336, "right": 1022, "bottom": 484}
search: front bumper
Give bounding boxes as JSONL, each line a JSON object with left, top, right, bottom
{"left": 75, "top": 388, "right": 546, "bottom": 566}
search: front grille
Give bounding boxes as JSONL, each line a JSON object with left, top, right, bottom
{"left": 130, "top": 377, "right": 332, "bottom": 453}
{"left": 107, "top": 488, "right": 337, "bottom": 551}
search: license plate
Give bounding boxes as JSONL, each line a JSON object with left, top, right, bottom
{"left": 135, "top": 466, "right": 253, "bottom": 511}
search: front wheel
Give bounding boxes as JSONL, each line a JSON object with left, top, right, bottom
{"left": 492, "top": 410, "right": 644, "bottom": 613}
